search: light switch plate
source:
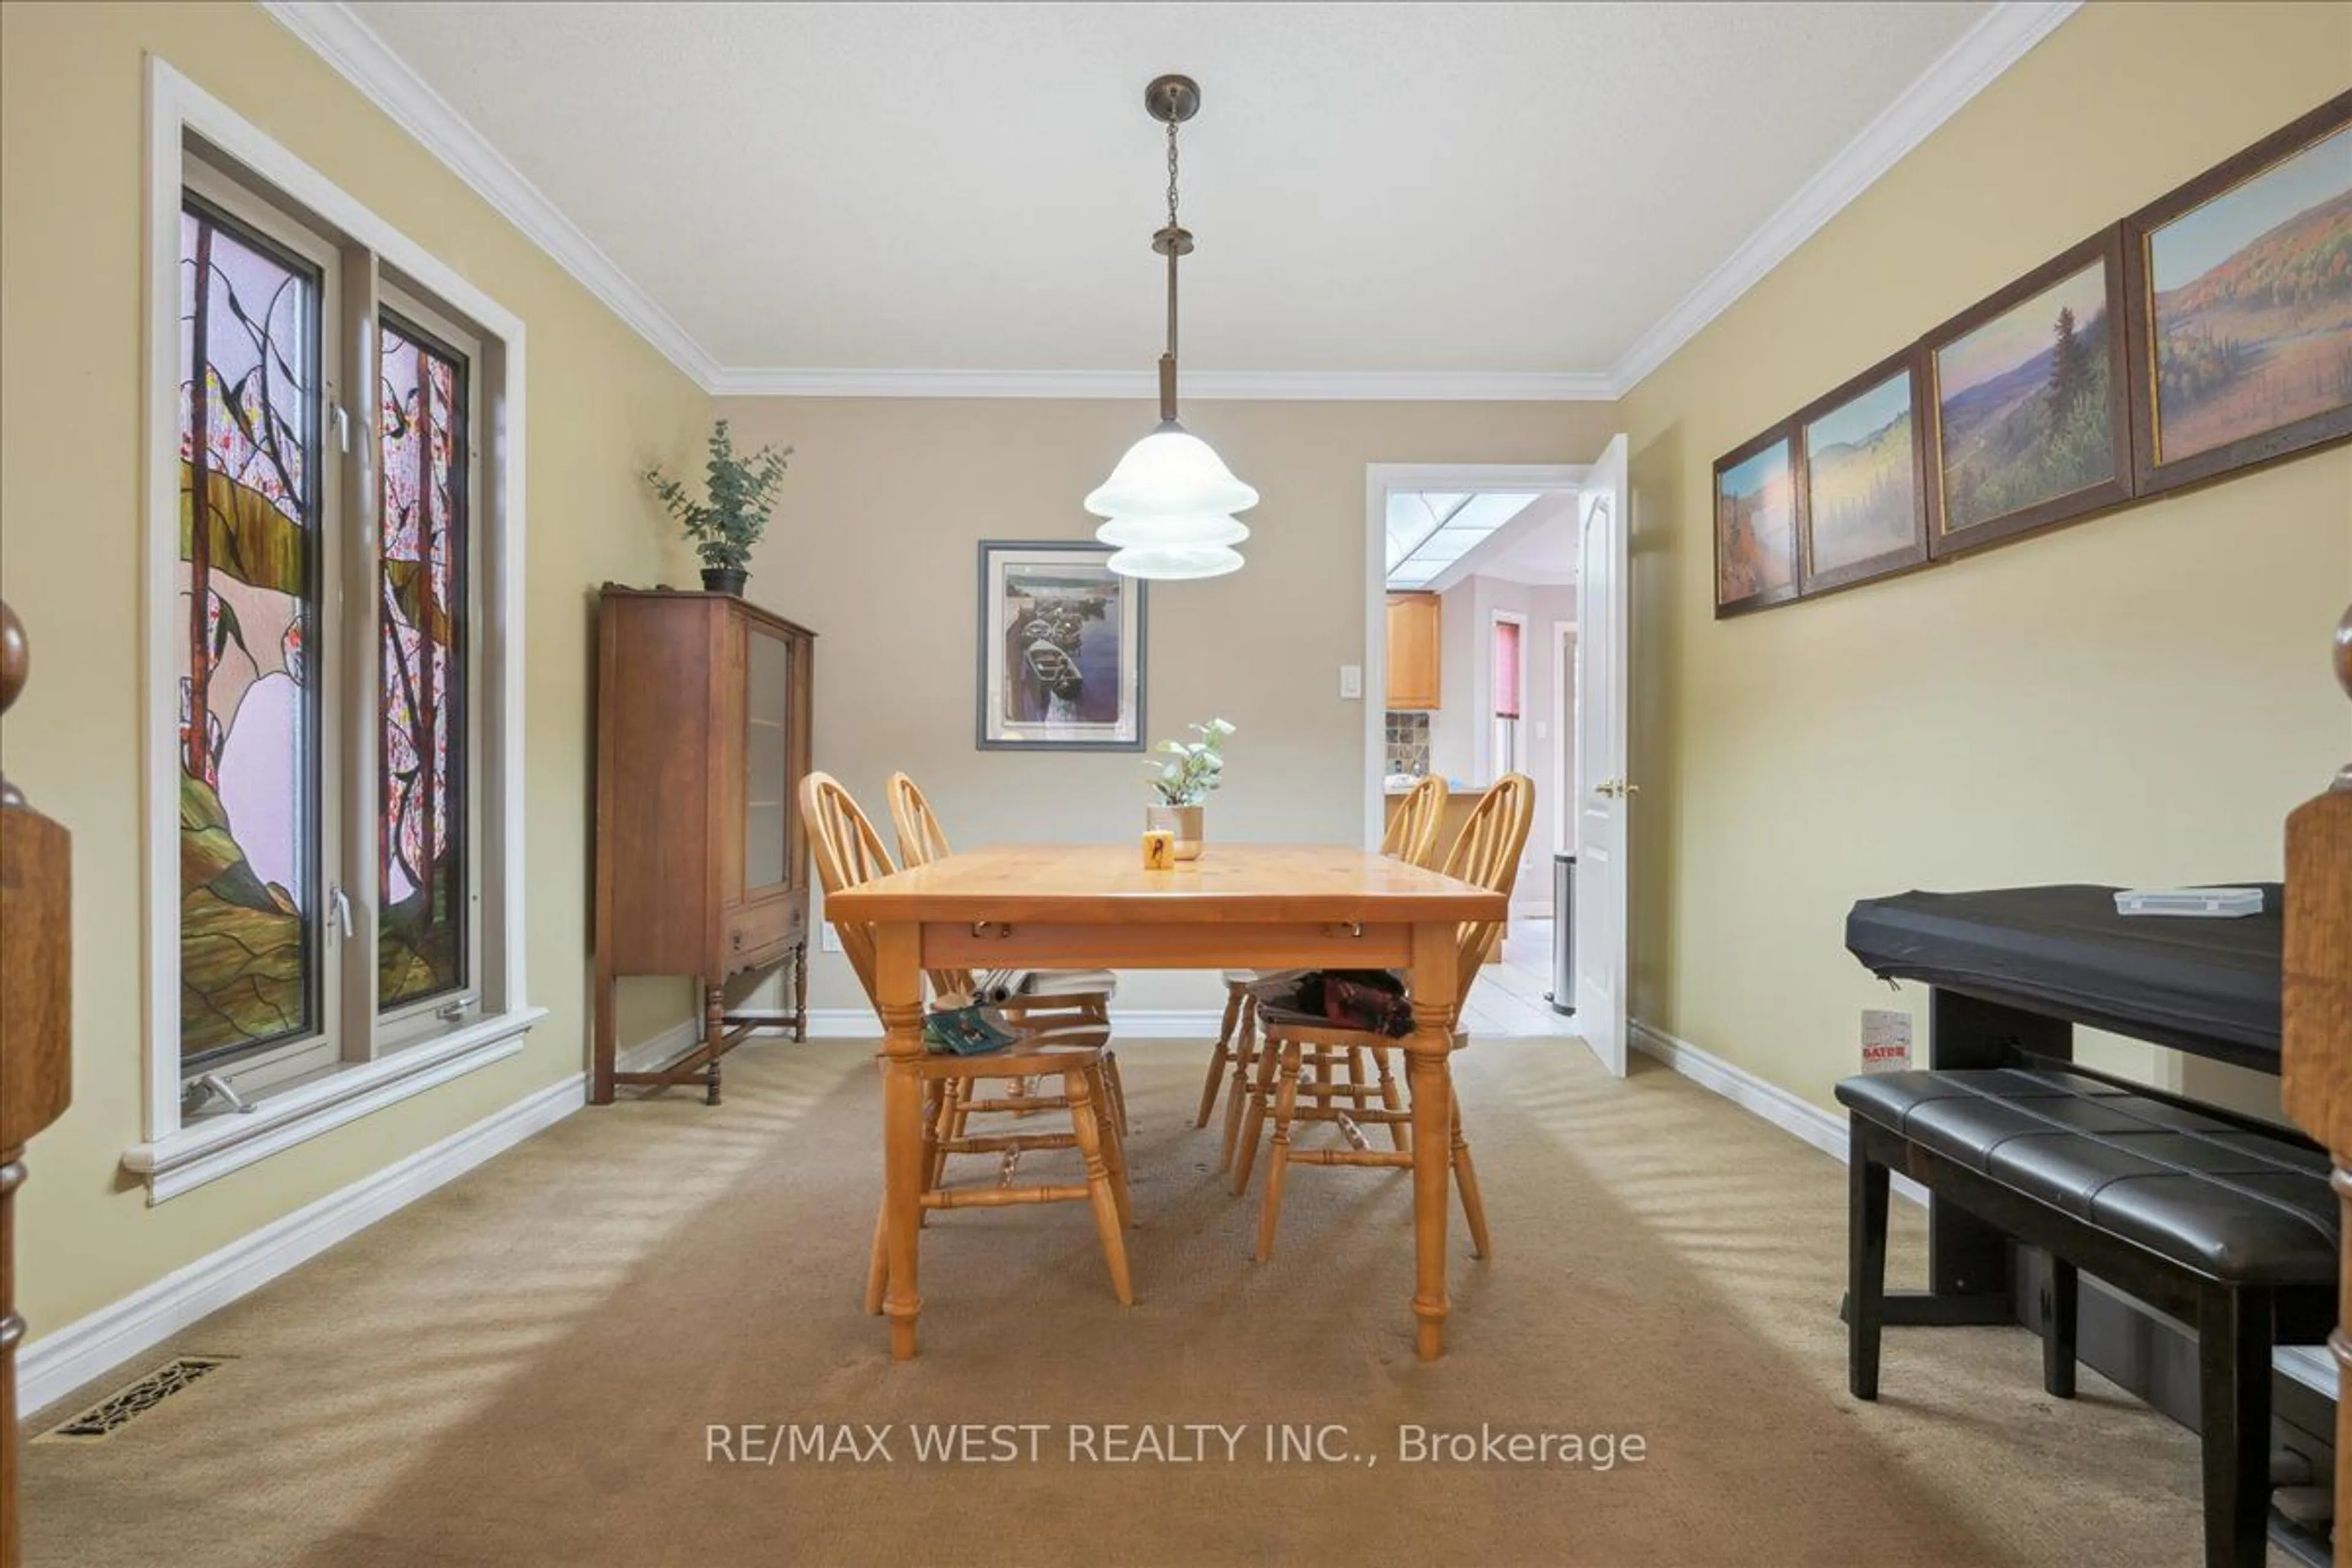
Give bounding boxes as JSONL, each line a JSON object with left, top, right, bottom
{"left": 1339, "top": 664, "right": 1363, "bottom": 700}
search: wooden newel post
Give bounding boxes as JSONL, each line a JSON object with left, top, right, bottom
{"left": 2279, "top": 602, "right": 2352, "bottom": 1521}
{"left": 0, "top": 600, "right": 74, "bottom": 1568}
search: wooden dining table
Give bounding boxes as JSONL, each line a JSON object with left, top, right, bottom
{"left": 823, "top": 842, "right": 1507, "bottom": 1362}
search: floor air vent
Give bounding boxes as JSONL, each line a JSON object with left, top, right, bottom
{"left": 35, "top": 1357, "right": 228, "bottom": 1442}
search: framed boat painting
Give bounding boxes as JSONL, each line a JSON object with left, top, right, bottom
{"left": 1713, "top": 423, "right": 1801, "bottom": 617}
{"left": 1792, "top": 350, "right": 1929, "bottom": 596}
{"left": 1923, "top": 227, "right": 2135, "bottom": 559}
{"left": 2122, "top": 90, "right": 2352, "bottom": 499}
{"left": 974, "top": 540, "right": 1147, "bottom": 751}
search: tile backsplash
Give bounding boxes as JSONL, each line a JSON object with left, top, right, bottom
{"left": 1384, "top": 710, "right": 1431, "bottom": 778}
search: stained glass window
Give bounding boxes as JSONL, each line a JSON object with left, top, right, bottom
{"left": 176, "top": 200, "right": 322, "bottom": 1065}
{"left": 377, "top": 316, "right": 468, "bottom": 1009}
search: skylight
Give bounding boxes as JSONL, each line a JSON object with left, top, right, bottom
{"left": 1384, "top": 492, "right": 1540, "bottom": 589}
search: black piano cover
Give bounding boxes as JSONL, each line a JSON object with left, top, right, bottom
{"left": 1845, "top": 884, "right": 2283, "bottom": 1060}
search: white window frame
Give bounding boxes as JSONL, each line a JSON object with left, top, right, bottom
{"left": 173, "top": 158, "right": 349, "bottom": 1098}
{"left": 130, "top": 58, "right": 540, "bottom": 1203}
{"left": 371, "top": 287, "right": 488, "bottom": 1054}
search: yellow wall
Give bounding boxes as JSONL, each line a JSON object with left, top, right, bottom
{"left": 0, "top": 2, "right": 706, "bottom": 1340}
{"left": 712, "top": 395, "right": 1615, "bottom": 1011}
{"left": 1620, "top": 1, "right": 2352, "bottom": 1113}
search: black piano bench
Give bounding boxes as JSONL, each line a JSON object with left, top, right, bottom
{"left": 1837, "top": 1067, "right": 2339, "bottom": 1568}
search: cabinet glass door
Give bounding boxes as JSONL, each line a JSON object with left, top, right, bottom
{"left": 744, "top": 624, "right": 793, "bottom": 893}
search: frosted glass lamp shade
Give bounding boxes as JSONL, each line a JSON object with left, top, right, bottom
{"left": 1085, "top": 425, "right": 1257, "bottom": 578}
{"left": 1106, "top": 543, "right": 1245, "bottom": 580}
{"left": 1085, "top": 428, "right": 1258, "bottom": 518}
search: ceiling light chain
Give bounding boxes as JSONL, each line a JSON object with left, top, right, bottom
{"left": 1166, "top": 116, "right": 1181, "bottom": 232}
{"left": 1084, "top": 74, "right": 1259, "bottom": 582}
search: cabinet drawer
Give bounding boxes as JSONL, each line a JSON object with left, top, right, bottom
{"left": 724, "top": 897, "right": 804, "bottom": 965}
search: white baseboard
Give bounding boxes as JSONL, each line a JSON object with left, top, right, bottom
{"left": 15, "top": 1021, "right": 696, "bottom": 1419}
{"left": 797, "top": 1007, "right": 1223, "bottom": 1041}
{"left": 1629, "top": 1020, "right": 1927, "bottom": 1208}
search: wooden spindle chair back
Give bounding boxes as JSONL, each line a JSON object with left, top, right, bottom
{"left": 880, "top": 771, "right": 987, "bottom": 1001}
{"left": 1440, "top": 773, "right": 1537, "bottom": 983}
{"left": 885, "top": 771, "right": 953, "bottom": 869}
{"left": 802, "top": 772, "right": 899, "bottom": 1008}
{"left": 1379, "top": 774, "right": 1450, "bottom": 868}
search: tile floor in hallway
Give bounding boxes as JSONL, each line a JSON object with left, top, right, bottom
{"left": 1462, "top": 914, "right": 1579, "bottom": 1037}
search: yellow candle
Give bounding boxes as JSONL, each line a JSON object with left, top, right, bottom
{"left": 1142, "top": 829, "right": 1175, "bottom": 870}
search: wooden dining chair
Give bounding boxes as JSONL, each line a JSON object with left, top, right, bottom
{"left": 884, "top": 771, "right": 1125, "bottom": 1134}
{"left": 803, "top": 772, "right": 1136, "bottom": 1309}
{"left": 1237, "top": 773, "right": 1534, "bottom": 1264}
{"left": 1193, "top": 774, "right": 1450, "bottom": 1169}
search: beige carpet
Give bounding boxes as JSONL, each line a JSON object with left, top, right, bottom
{"left": 21, "top": 1038, "right": 2256, "bottom": 1567}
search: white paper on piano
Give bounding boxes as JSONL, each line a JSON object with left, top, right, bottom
{"left": 2114, "top": 887, "right": 2264, "bottom": 918}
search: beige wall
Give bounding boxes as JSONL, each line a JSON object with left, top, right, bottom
{"left": 713, "top": 396, "right": 1616, "bottom": 1012}
{"left": 1620, "top": 1, "right": 2352, "bottom": 1114}
{"left": 0, "top": 2, "right": 706, "bottom": 1340}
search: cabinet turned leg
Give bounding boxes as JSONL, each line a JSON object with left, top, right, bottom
{"left": 590, "top": 959, "right": 617, "bottom": 1106}
{"left": 704, "top": 984, "right": 725, "bottom": 1107}
{"left": 794, "top": 939, "right": 810, "bottom": 1043}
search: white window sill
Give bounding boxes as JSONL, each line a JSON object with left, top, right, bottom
{"left": 123, "top": 1006, "right": 546, "bottom": 1204}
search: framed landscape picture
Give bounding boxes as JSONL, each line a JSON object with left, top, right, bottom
{"left": 2122, "top": 90, "right": 2352, "bottom": 497}
{"left": 1923, "top": 228, "right": 2134, "bottom": 559}
{"left": 974, "top": 540, "right": 1145, "bottom": 751}
{"left": 1792, "top": 352, "right": 1928, "bottom": 596}
{"left": 1713, "top": 424, "right": 1801, "bottom": 617}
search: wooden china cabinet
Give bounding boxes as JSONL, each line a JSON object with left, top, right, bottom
{"left": 592, "top": 586, "right": 815, "bottom": 1105}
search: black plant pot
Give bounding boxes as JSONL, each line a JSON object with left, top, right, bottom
{"left": 701, "top": 567, "right": 748, "bottom": 596}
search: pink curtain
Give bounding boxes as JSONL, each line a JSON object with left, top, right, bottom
{"left": 1492, "top": 619, "right": 1521, "bottom": 718}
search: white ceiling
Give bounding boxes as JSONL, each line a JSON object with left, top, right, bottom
{"left": 304, "top": 1, "right": 2059, "bottom": 392}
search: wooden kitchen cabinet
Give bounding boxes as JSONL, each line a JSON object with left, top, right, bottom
{"left": 592, "top": 586, "right": 815, "bottom": 1106}
{"left": 1386, "top": 592, "right": 1442, "bottom": 710}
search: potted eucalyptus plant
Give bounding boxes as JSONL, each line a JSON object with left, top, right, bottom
{"left": 1143, "top": 717, "right": 1235, "bottom": 861}
{"left": 644, "top": 420, "right": 791, "bottom": 595}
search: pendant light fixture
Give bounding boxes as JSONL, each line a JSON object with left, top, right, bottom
{"left": 1085, "top": 74, "right": 1259, "bottom": 581}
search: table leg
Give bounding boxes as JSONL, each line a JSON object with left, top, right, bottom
{"left": 1409, "top": 921, "right": 1461, "bottom": 1361}
{"left": 877, "top": 921, "right": 926, "bottom": 1360}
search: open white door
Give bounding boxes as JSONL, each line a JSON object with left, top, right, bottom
{"left": 1572, "top": 435, "right": 1630, "bottom": 1076}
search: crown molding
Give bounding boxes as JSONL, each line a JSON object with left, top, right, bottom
{"left": 708, "top": 366, "right": 1618, "bottom": 401}
{"left": 258, "top": 0, "right": 723, "bottom": 388}
{"left": 265, "top": 0, "right": 2075, "bottom": 405}
{"left": 1605, "top": 0, "right": 2079, "bottom": 397}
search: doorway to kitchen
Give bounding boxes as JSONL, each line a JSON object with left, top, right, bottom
{"left": 1362, "top": 463, "right": 1586, "bottom": 1039}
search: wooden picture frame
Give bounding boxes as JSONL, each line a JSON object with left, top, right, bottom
{"left": 1923, "top": 227, "right": 2135, "bottom": 560}
{"left": 2122, "top": 89, "right": 2352, "bottom": 500}
{"left": 1792, "top": 349, "right": 1929, "bottom": 597}
{"left": 1712, "top": 422, "right": 1802, "bottom": 618}
{"left": 974, "top": 540, "right": 1147, "bottom": 752}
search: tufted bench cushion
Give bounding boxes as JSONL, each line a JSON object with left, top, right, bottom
{"left": 1836, "top": 1068, "right": 2335, "bottom": 1287}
